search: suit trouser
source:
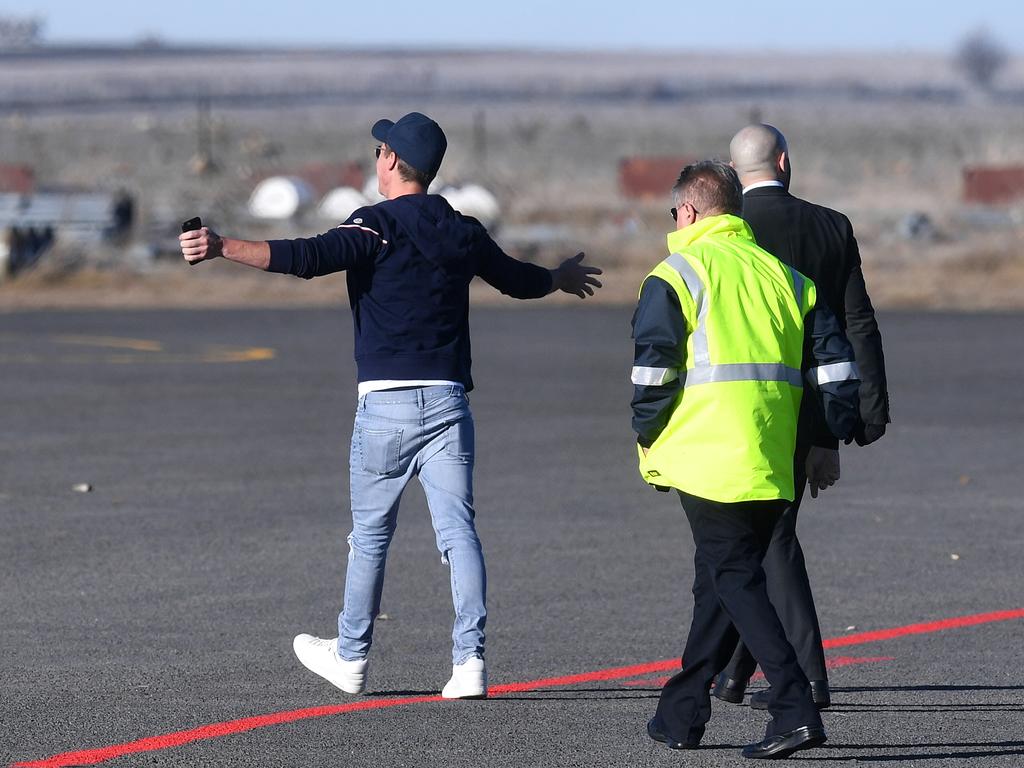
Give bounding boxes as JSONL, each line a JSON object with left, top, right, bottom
{"left": 721, "top": 462, "right": 829, "bottom": 685}
{"left": 654, "top": 492, "right": 821, "bottom": 743}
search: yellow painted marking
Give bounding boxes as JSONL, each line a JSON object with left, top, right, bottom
{"left": 201, "top": 346, "right": 276, "bottom": 363}
{"left": 105, "top": 347, "right": 276, "bottom": 364}
{"left": 53, "top": 335, "right": 163, "bottom": 352}
{"left": 1, "top": 335, "right": 275, "bottom": 365}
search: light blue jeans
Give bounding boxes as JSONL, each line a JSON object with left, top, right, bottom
{"left": 337, "top": 385, "right": 486, "bottom": 664}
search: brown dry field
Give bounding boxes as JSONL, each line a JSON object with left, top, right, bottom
{"left": 1, "top": 47, "right": 1023, "bottom": 310}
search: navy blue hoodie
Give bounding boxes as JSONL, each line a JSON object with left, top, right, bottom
{"left": 268, "top": 194, "right": 552, "bottom": 391}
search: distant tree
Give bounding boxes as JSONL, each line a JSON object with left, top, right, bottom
{"left": 955, "top": 29, "right": 1008, "bottom": 91}
{"left": 0, "top": 15, "right": 44, "bottom": 49}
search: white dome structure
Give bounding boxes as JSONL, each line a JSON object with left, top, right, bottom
{"left": 318, "top": 187, "right": 369, "bottom": 222}
{"left": 248, "top": 176, "right": 314, "bottom": 220}
{"left": 360, "top": 176, "right": 443, "bottom": 204}
{"left": 441, "top": 184, "right": 501, "bottom": 227}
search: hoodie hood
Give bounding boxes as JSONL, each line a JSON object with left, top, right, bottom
{"left": 379, "top": 193, "right": 479, "bottom": 276}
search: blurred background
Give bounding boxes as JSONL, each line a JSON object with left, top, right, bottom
{"left": 1, "top": 0, "right": 1023, "bottom": 309}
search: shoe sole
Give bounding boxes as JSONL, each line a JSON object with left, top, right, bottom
{"left": 293, "top": 640, "right": 366, "bottom": 695}
{"left": 648, "top": 722, "right": 699, "bottom": 749}
{"left": 743, "top": 732, "right": 827, "bottom": 759}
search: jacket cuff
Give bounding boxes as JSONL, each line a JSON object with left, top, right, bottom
{"left": 267, "top": 240, "right": 296, "bottom": 274}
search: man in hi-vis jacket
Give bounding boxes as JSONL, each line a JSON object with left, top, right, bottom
{"left": 631, "top": 161, "right": 859, "bottom": 760}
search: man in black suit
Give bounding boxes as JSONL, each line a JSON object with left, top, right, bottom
{"left": 713, "top": 124, "right": 891, "bottom": 710}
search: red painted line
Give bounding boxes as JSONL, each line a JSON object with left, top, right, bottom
{"left": 821, "top": 608, "right": 1024, "bottom": 649}
{"left": 623, "top": 654, "right": 896, "bottom": 688}
{"left": 824, "top": 655, "right": 894, "bottom": 669}
{"left": 12, "top": 697, "right": 443, "bottom": 768}
{"left": 11, "top": 608, "right": 1023, "bottom": 768}
{"left": 489, "top": 659, "right": 679, "bottom": 694}
{"left": 748, "top": 654, "right": 896, "bottom": 682}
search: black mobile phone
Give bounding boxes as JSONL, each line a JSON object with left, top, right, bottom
{"left": 181, "top": 217, "right": 203, "bottom": 265}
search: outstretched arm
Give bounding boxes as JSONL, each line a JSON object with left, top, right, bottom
{"left": 180, "top": 227, "right": 270, "bottom": 270}
{"left": 475, "top": 228, "right": 602, "bottom": 299}
{"left": 179, "top": 214, "right": 380, "bottom": 277}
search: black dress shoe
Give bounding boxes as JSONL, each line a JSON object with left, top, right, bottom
{"left": 647, "top": 718, "right": 699, "bottom": 750}
{"left": 712, "top": 672, "right": 748, "bottom": 704}
{"left": 741, "top": 725, "right": 827, "bottom": 759}
{"left": 750, "top": 680, "right": 830, "bottom": 710}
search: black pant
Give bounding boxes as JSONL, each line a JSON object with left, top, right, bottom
{"left": 722, "top": 464, "right": 828, "bottom": 685}
{"left": 654, "top": 492, "right": 821, "bottom": 743}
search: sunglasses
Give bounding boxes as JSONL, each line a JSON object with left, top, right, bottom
{"left": 670, "top": 203, "right": 699, "bottom": 222}
{"left": 375, "top": 145, "right": 383, "bottom": 159}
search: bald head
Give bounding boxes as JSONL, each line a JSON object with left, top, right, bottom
{"left": 729, "top": 124, "right": 789, "bottom": 186}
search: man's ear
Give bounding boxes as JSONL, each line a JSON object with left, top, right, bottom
{"left": 777, "top": 151, "right": 788, "bottom": 174}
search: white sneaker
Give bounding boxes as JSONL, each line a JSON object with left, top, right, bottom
{"left": 441, "top": 655, "right": 487, "bottom": 699}
{"left": 292, "top": 634, "right": 368, "bottom": 695}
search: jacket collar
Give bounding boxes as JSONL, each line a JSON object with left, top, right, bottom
{"left": 743, "top": 185, "right": 789, "bottom": 198}
{"left": 666, "top": 213, "right": 755, "bottom": 252}
{"left": 743, "top": 180, "right": 784, "bottom": 193}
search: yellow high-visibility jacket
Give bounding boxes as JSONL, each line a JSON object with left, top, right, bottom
{"left": 633, "top": 214, "right": 816, "bottom": 503}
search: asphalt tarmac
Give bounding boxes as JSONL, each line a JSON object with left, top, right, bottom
{"left": 2, "top": 307, "right": 1022, "bottom": 767}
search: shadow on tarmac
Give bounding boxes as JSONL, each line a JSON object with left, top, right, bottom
{"left": 831, "top": 704, "right": 1022, "bottom": 712}
{"left": 809, "top": 740, "right": 1024, "bottom": 762}
{"left": 832, "top": 685, "right": 1024, "bottom": 693}
{"left": 368, "top": 686, "right": 664, "bottom": 699}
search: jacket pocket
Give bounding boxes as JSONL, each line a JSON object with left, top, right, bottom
{"left": 357, "top": 427, "right": 403, "bottom": 476}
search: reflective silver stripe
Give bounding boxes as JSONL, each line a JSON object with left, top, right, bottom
{"left": 663, "top": 254, "right": 803, "bottom": 390}
{"left": 809, "top": 361, "right": 860, "bottom": 386}
{"left": 631, "top": 366, "right": 679, "bottom": 386}
{"left": 788, "top": 267, "right": 805, "bottom": 312}
{"left": 665, "top": 253, "right": 709, "bottom": 366}
{"left": 685, "top": 363, "right": 803, "bottom": 388}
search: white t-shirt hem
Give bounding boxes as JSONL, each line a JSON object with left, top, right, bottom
{"left": 358, "top": 379, "right": 461, "bottom": 397}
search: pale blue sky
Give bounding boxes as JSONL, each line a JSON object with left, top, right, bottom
{"left": 5, "top": 0, "right": 1024, "bottom": 53}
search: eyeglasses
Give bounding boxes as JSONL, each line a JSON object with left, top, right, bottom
{"left": 375, "top": 145, "right": 384, "bottom": 159}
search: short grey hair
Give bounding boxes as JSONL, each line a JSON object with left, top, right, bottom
{"left": 671, "top": 160, "right": 743, "bottom": 217}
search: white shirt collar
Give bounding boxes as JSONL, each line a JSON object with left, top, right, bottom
{"left": 742, "top": 180, "right": 784, "bottom": 194}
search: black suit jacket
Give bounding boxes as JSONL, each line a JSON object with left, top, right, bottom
{"left": 742, "top": 185, "right": 890, "bottom": 432}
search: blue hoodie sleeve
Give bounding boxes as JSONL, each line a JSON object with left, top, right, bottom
{"left": 473, "top": 227, "right": 553, "bottom": 299}
{"left": 267, "top": 208, "right": 382, "bottom": 279}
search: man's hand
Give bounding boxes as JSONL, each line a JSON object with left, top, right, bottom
{"left": 179, "top": 227, "right": 223, "bottom": 265}
{"left": 805, "top": 446, "right": 840, "bottom": 499}
{"left": 550, "top": 252, "right": 603, "bottom": 298}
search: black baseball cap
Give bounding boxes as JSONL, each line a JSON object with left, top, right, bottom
{"left": 371, "top": 112, "right": 447, "bottom": 178}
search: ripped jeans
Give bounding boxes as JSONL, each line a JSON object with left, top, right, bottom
{"left": 337, "top": 385, "right": 486, "bottom": 664}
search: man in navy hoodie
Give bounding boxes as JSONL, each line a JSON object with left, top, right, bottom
{"left": 179, "top": 112, "right": 602, "bottom": 699}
